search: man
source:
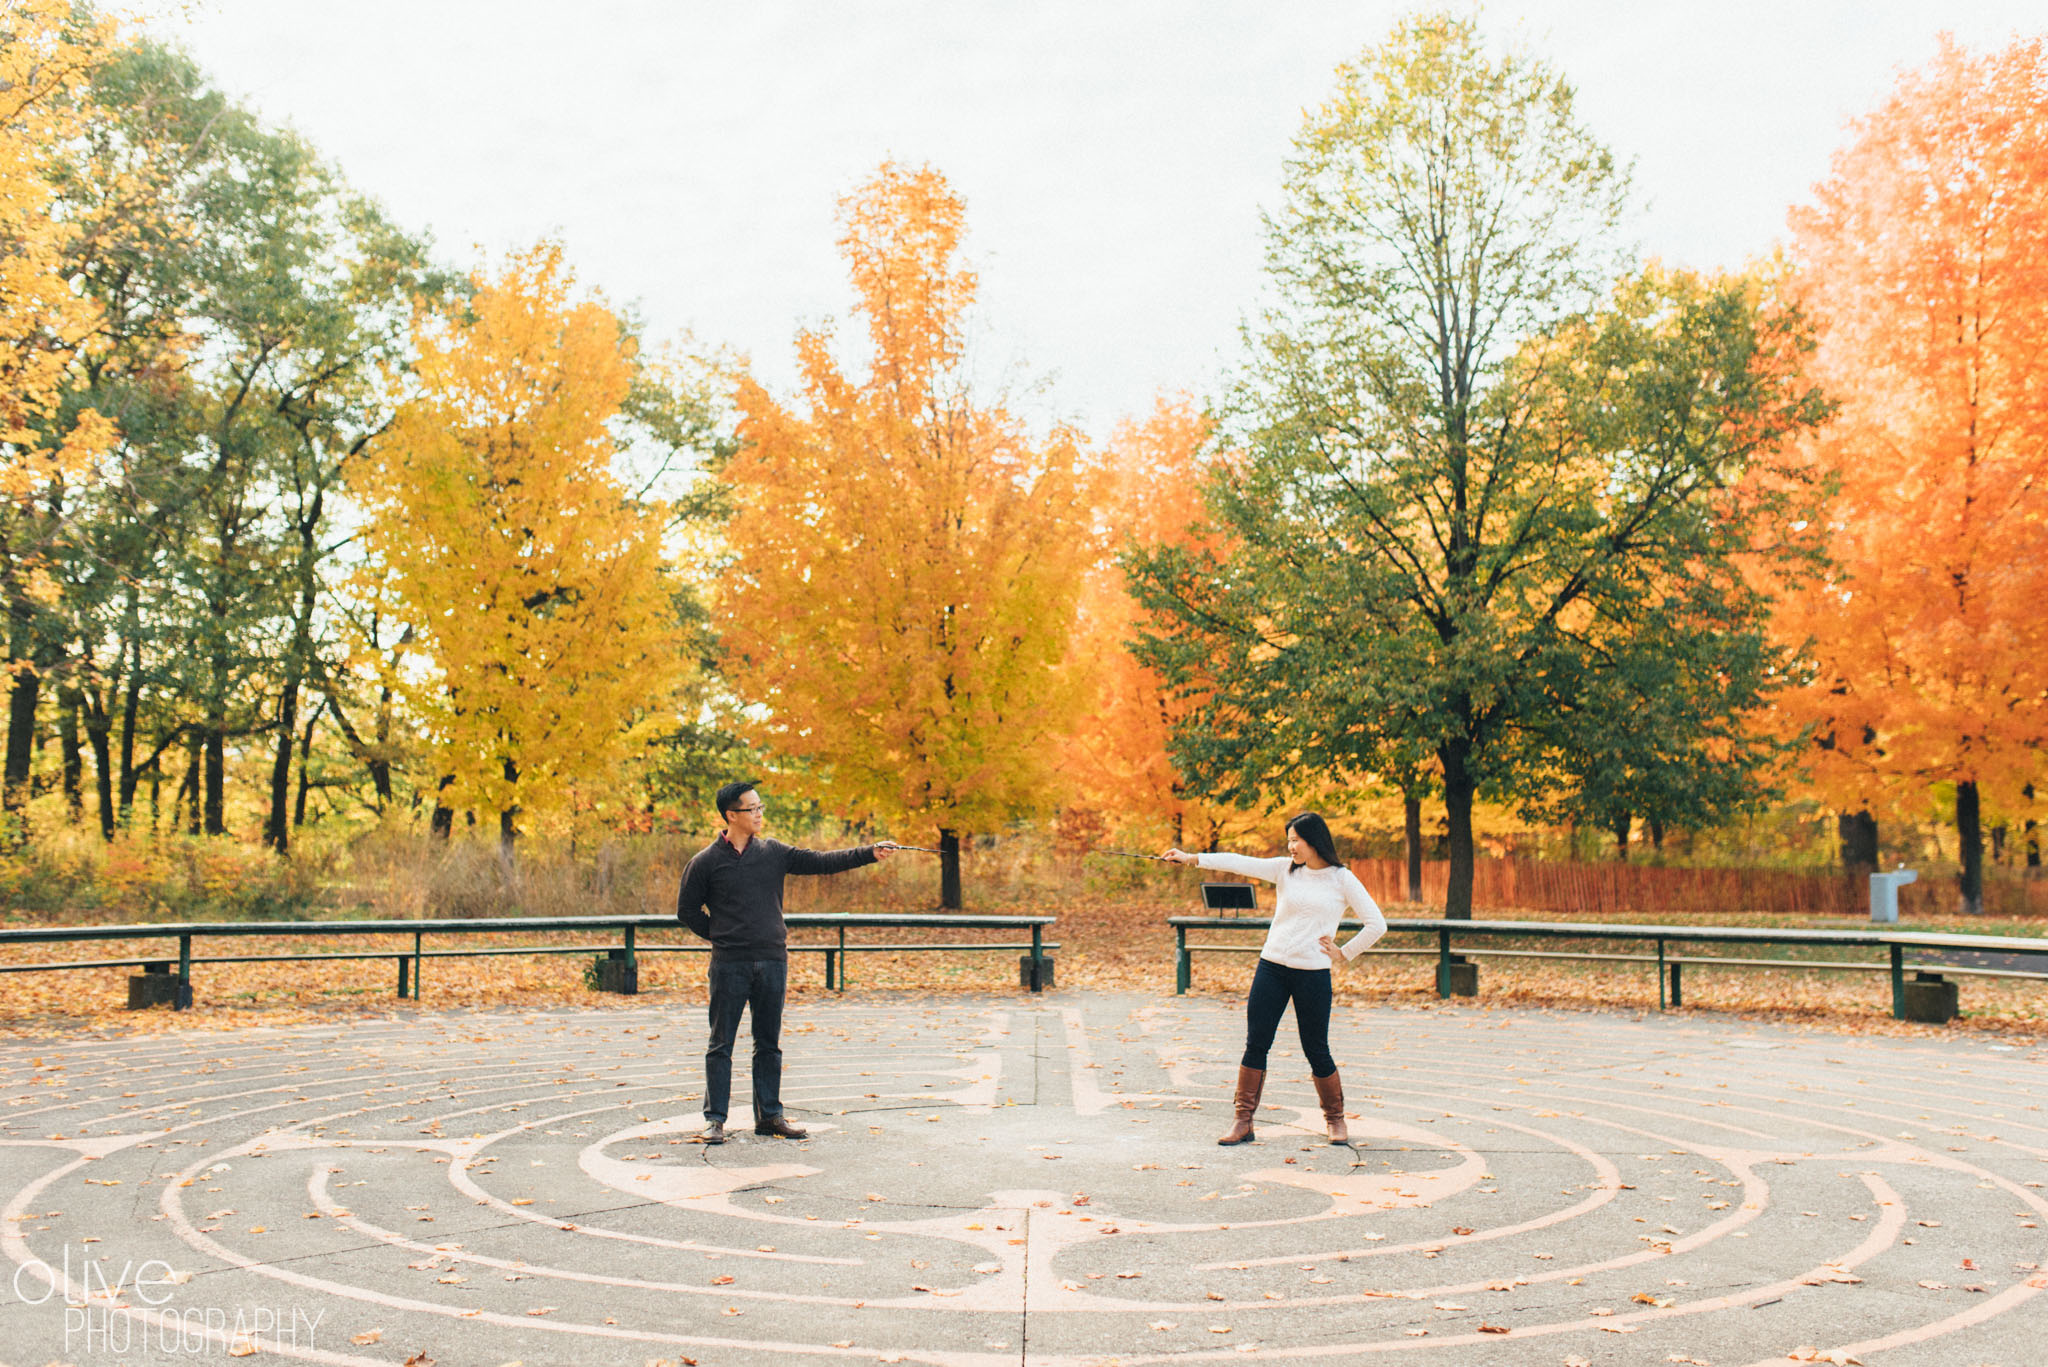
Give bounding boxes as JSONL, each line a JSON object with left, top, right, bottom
{"left": 676, "top": 780, "right": 896, "bottom": 1143}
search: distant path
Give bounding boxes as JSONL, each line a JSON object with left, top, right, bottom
{"left": 1924, "top": 947, "right": 2048, "bottom": 976}
{"left": 1, "top": 994, "right": 2043, "bottom": 1365}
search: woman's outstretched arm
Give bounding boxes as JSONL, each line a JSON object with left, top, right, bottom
{"left": 1163, "top": 849, "right": 1291, "bottom": 883}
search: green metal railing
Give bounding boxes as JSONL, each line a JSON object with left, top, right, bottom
{"left": 0, "top": 912, "right": 1058, "bottom": 1009}
{"left": 1169, "top": 916, "right": 2048, "bottom": 1019}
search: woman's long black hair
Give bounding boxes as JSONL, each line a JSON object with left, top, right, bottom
{"left": 1286, "top": 812, "right": 1341, "bottom": 872}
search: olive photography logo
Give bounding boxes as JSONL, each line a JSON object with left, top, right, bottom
{"left": 12, "top": 1244, "right": 325, "bottom": 1357}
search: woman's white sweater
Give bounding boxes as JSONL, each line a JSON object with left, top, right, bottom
{"left": 1195, "top": 853, "right": 1387, "bottom": 970}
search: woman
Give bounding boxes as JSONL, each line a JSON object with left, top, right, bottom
{"left": 1165, "top": 813, "right": 1385, "bottom": 1145}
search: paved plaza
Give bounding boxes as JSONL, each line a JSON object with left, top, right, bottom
{"left": 0, "top": 993, "right": 2043, "bottom": 1366}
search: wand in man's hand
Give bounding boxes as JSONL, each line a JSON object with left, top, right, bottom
{"left": 878, "top": 842, "right": 944, "bottom": 853}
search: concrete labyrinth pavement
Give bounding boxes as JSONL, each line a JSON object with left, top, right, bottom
{"left": 0, "top": 994, "right": 2044, "bottom": 1367}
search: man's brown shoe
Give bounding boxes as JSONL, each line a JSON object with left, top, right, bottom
{"left": 1217, "top": 1066, "right": 1265, "bottom": 1145}
{"left": 755, "top": 1116, "right": 808, "bottom": 1139}
{"left": 699, "top": 1122, "right": 726, "bottom": 1145}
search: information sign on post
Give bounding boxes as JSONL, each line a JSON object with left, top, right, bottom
{"left": 1202, "top": 883, "right": 1256, "bottom": 916}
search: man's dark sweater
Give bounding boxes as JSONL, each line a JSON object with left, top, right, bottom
{"left": 676, "top": 835, "right": 878, "bottom": 963}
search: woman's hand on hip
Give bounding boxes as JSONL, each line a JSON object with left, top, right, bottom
{"left": 1319, "top": 934, "right": 1343, "bottom": 966}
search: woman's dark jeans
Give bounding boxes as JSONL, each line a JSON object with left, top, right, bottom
{"left": 704, "top": 958, "right": 788, "bottom": 1125}
{"left": 1242, "top": 957, "right": 1336, "bottom": 1077}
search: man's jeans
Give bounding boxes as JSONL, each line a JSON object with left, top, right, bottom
{"left": 703, "top": 958, "right": 788, "bottom": 1126}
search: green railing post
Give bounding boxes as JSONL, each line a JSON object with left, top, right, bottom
{"left": 1175, "top": 924, "right": 1189, "bottom": 995}
{"left": 1436, "top": 926, "right": 1451, "bottom": 998}
{"left": 1657, "top": 938, "right": 1667, "bottom": 1011}
{"left": 1890, "top": 942, "right": 1905, "bottom": 1020}
{"left": 412, "top": 930, "right": 424, "bottom": 1002}
{"left": 396, "top": 955, "right": 410, "bottom": 999}
{"left": 623, "top": 924, "right": 636, "bottom": 971}
{"left": 1029, "top": 923, "right": 1044, "bottom": 994}
{"left": 836, "top": 923, "right": 846, "bottom": 992}
{"left": 175, "top": 932, "right": 192, "bottom": 1011}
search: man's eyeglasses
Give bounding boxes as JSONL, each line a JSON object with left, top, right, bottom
{"left": 732, "top": 804, "right": 765, "bottom": 815}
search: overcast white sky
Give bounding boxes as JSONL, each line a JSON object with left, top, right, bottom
{"left": 142, "top": 1, "right": 2043, "bottom": 440}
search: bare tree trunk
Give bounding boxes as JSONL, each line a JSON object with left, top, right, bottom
{"left": 83, "top": 686, "right": 114, "bottom": 840}
{"left": 263, "top": 674, "right": 298, "bottom": 853}
{"left": 3, "top": 591, "right": 40, "bottom": 848}
{"left": 1439, "top": 739, "right": 1475, "bottom": 920}
{"left": 498, "top": 757, "right": 519, "bottom": 858}
{"left": 116, "top": 631, "right": 141, "bottom": 825}
{"left": 202, "top": 722, "right": 225, "bottom": 836}
{"left": 1402, "top": 791, "right": 1423, "bottom": 902}
{"left": 177, "top": 739, "right": 201, "bottom": 837}
{"left": 1838, "top": 808, "right": 1878, "bottom": 873}
{"left": 1956, "top": 780, "right": 1984, "bottom": 916}
{"left": 938, "top": 828, "right": 962, "bottom": 910}
{"left": 1612, "top": 812, "right": 1632, "bottom": 861}
{"left": 57, "top": 682, "right": 83, "bottom": 825}
{"left": 293, "top": 703, "right": 321, "bottom": 828}
{"left": 2026, "top": 783, "right": 2040, "bottom": 868}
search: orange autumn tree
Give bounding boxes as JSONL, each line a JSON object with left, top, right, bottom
{"left": 722, "top": 162, "right": 1089, "bottom": 907}
{"left": 1058, "top": 395, "right": 1237, "bottom": 850}
{"left": 1783, "top": 35, "right": 2048, "bottom": 912}
{"left": 354, "top": 244, "right": 688, "bottom": 854}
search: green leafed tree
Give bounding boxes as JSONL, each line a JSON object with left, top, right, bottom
{"left": 1125, "top": 16, "right": 1827, "bottom": 917}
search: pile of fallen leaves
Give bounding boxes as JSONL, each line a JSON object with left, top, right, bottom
{"left": 0, "top": 896, "right": 2040, "bottom": 1042}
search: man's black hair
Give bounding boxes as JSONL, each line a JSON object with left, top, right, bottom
{"left": 1286, "top": 811, "right": 1342, "bottom": 871}
{"left": 715, "top": 779, "right": 761, "bottom": 819}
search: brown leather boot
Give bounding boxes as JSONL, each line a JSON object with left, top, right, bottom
{"left": 1313, "top": 1070, "right": 1348, "bottom": 1144}
{"left": 1217, "top": 1066, "right": 1264, "bottom": 1145}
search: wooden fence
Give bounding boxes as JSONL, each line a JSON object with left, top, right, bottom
{"left": 1346, "top": 856, "right": 2048, "bottom": 918}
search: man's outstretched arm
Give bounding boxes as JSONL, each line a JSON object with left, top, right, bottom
{"left": 676, "top": 854, "right": 714, "bottom": 939}
{"left": 785, "top": 844, "right": 881, "bottom": 876}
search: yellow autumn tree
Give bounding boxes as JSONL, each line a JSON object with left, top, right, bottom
{"left": 722, "top": 162, "right": 1089, "bottom": 907}
{"left": 0, "top": 0, "right": 117, "bottom": 503}
{"left": 0, "top": 0, "right": 120, "bottom": 827}
{"left": 354, "top": 244, "right": 688, "bottom": 852}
